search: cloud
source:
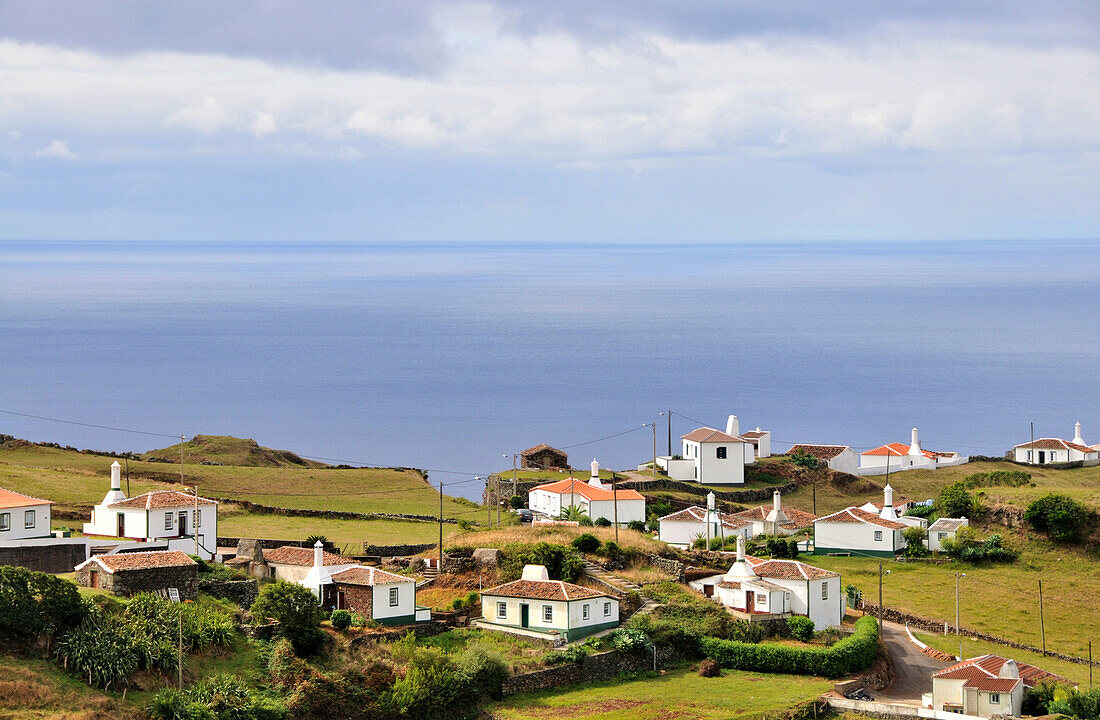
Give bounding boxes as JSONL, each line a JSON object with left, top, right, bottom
{"left": 34, "top": 139, "right": 76, "bottom": 159}
{"left": 337, "top": 145, "right": 364, "bottom": 160}
{"left": 1, "top": 4, "right": 1098, "bottom": 164}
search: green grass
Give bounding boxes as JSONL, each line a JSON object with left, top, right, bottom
{"left": 419, "top": 628, "right": 557, "bottom": 673}
{"left": 811, "top": 533, "right": 1100, "bottom": 660}
{"left": 217, "top": 512, "right": 461, "bottom": 551}
{"left": 142, "top": 434, "right": 325, "bottom": 468}
{"left": 0, "top": 440, "right": 477, "bottom": 520}
{"left": 489, "top": 665, "right": 831, "bottom": 720}
{"left": 0, "top": 653, "right": 143, "bottom": 719}
{"left": 913, "top": 630, "right": 1094, "bottom": 687}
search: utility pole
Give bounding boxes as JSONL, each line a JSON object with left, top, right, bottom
{"left": 193, "top": 483, "right": 199, "bottom": 557}
{"left": 496, "top": 476, "right": 501, "bottom": 526}
{"left": 667, "top": 409, "right": 672, "bottom": 456}
{"left": 647, "top": 422, "right": 656, "bottom": 479}
{"left": 955, "top": 572, "right": 965, "bottom": 660}
{"left": 812, "top": 465, "right": 817, "bottom": 516}
{"left": 177, "top": 610, "right": 183, "bottom": 689}
{"left": 486, "top": 476, "right": 491, "bottom": 527}
{"left": 1030, "top": 422, "right": 1035, "bottom": 465}
{"left": 612, "top": 471, "right": 619, "bottom": 543}
{"left": 512, "top": 453, "right": 518, "bottom": 501}
{"left": 438, "top": 480, "right": 444, "bottom": 575}
{"left": 878, "top": 563, "right": 888, "bottom": 632}
{"left": 1090, "top": 640, "right": 1093, "bottom": 689}
{"left": 1039, "top": 579, "right": 1046, "bottom": 655}
{"left": 125, "top": 456, "right": 131, "bottom": 497}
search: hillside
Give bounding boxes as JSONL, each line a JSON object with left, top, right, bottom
{"left": 141, "top": 434, "right": 327, "bottom": 468}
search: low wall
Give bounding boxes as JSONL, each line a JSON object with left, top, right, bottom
{"left": 199, "top": 578, "right": 258, "bottom": 607}
{"left": 825, "top": 696, "right": 985, "bottom": 720}
{"left": 218, "top": 537, "right": 338, "bottom": 552}
{"left": 0, "top": 539, "right": 89, "bottom": 573}
{"left": 860, "top": 601, "right": 1100, "bottom": 667}
{"left": 501, "top": 647, "right": 671, "bottom": 696}
{"left": 648, "top": 554, "right": 685, "bottom": 582}
{"left": 211, "top": 498, "right": 455, "bottom": 524}
{"left": 362, "top": 542, "right": 435, "bottom": 557}
{"left": 348, "top": 621, "right": 449, "bottom": 646}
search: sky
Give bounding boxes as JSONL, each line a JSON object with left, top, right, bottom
{"left": 1, "top": 1, "right": 1099, "bottom": 243}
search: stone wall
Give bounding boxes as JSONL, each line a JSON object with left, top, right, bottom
{"left": 648, "top": 554, "right": 685, "bottom": 582}
{"left": 198, "top": 578, "right": 258, "bottom": 607}
{"left": 335, "top": 582, "right": 374, "bottom": 616}
{"left": 79, "top": 565, "right": 199, "bottom": 600}
{"left": 210, "top": 498, "right": 456, "bottom": 525}
{"left": 0, "top": 542, "right": 87, "bottom": 573}
{"left": 501, "top": 648, "right": 666, "bottom": 696}
{"left": 219, "top": 537, "right": 339, "bottom": 553}
{"left": 442, "top": 555, "right": 476, "bottom": 574}
{"left": 362, "top": 543, "right": 435, "bottom": 557}
{"left": 348, "top": 621, "right": 449, "bottom": 646}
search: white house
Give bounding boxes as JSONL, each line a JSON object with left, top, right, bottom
{"left": 658, "top": 492, "right": 752, "bottom": 549}
{"left": 690, "top": 534, "right": 843, "bottom": 628}
{"left": 478, "top": 564, "right": 620, "bottom": 643}
{"left": 857, "top": 489, "right": 926, "bottom": 530}
{"left": 741, "top": 428, "right": 772, "bottom": 461}
{"left": 528, "top": 460, "right": 645, "bottom": 525}
{"left": 813, "top": 485, "right": 909, "bottom": 557}
{"left": 787, "top": 444, "right": 860, "bottom": 475}
{"left": 859, "top": 428, "right": 967, "bottom": 474}
{"left": 927, "top": 517, "right": 969, "bottom": 552}
{"left": 83, "top": 461, "right": 218, "bottom": 560}
{"left": 0, "top": 487, "right": 53, "bottom": 540}
{"left": 1013, "top": 423, "right": 1098, "bottom": 465}
{"left": 657, "top": 415, "right": 750, "bottom": 484}
{"left": 733, "top": 491, "right": 817, "bottom": 536}
{"left": 931, "top": 655, "right": 1069, "bottom": 718}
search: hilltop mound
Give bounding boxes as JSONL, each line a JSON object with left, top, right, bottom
{"left": 141, "top": 435, "right": 327, "bottom": 468}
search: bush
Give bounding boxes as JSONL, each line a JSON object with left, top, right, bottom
{"left": 250, "top": 581, "right": 326, "bottom": 656}
{"left": 609, "top": 627, "right": 648, "bottom": 652}
{"left": 451, "top": 598, "right": 466, "bottom": 611}
{"left": 148, "top": 673, "right": 287, "bottom": 720}
{"left": 1026, "top": 494, "right": 1091, "bottom": 543}
{"left": 454, "top": 645, "right": 509, "bottom": 700}
{"left": 594, "top": 517, "right": 611, "bottom": 527}
{"left": 936, "top": 482, "right": 977, "bottom": 519}
{"left": 543, "top": 644, "right": 587, "bottom": 665}
{"left": 904, "top": 504, "right": 935, "bottom": 519}
{"left": 55, "top": 612, "right": 140, "bottom": 690}
{"left": 787, "top": 451, "right": 823, "bottom": 471}
{"left": 285, "top": 664, "right": 394, "bottom": 720}
{"left": 509, "top": 495, "right": 525, "bottom": 509}
{"left": 578, "top": 516, "right": 593, "bottom": 527}
{"left": 787, "top": 539, "right": 799, "bottom": 559}
{"left": 960, "top": 470, "right": 1031, "bottom": 489}
{"left": 600, "top": 541, "right": 623, "bottom": 560}
{"left": 698, "top": 658, "right": 721, "bottom": 677}
{"left": 700, "top": 615, "right": 879, "bottom": 678}
{"left": 627, "top": 520, "right": 647, "bottom": 532}
{"left": 571, "top": 533, "right": 601, "bottom": 553}
{"left": 786, "top": 616, "right": 815, "bottom": 642}
{"left": 304, "top": 534, "right": 328, "bottom": 547}
{"left": 902, "top": 526, "right": 930, "bottom": 557}
{"left": 499, "top": 542, "right": 585, "bottom": 583}
{"left": 0, "top": 566, "right": 84, "bottom": 644}
{"left": 330, "top": 610, "right": 352, "bottom": 630}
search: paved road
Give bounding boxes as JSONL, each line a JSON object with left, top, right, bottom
{"left": 874, "top": 620, "right": 952, "bottom": 704}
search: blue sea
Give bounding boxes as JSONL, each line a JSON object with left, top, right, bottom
{"left": 2, "top": 239, "right": 1098, "bottom": 499}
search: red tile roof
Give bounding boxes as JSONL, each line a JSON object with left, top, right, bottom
{"left": 682, "top": 427, "right": 745, "bottom": 444}
{"left": 482, "top": 578, "right": 613, "bottom": 602}
{"left": 788, "top": 444, "right": 850, "bottom": 460}
{"left": 746, "top": 555, "right": 839, "bottom": 580}
{"left": 263, "top": 546, "right": 358, "bottom": 567}
{"left": 741, "top": 431, "right": 767, "bottom": 439}
{"left": 933, "top": 655, "right": 1069, "bottom": 690}
{"left": 330, "top": 566, "right": 412, "bottom": 586}
{"left": 1015, "top": 438, "right": 1096, "bottom": 454}
{"left": 815, "top": 506, "right": 907, "bottom": 530}
{"left": 862, "top": 442, "right": 938, "bottom": 459}
{"left": 0, "top": 486, "right": 52, "bottom": 509}
{"left": 107, "top": 490, "right": 216, "bottom": 510}
{"left": 658, "top": 505, "right": 751, "bottom": 530}
{"left": 530, "top": 478, "right": 645, "bottom": 501}
{"left": 734, "top": 505, "right": 817, "bottom": 530}
{"left": 83, "top": 550, "right": 196, "bottom": 573}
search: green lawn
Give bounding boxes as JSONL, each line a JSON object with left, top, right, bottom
{"left": 811, "top": 535, "right": 1100, "bottom": 660}
{"left": 489, "top": 666, "right": 831, "bottom": 720}
{"left": 217, "top": 512, "right": 461, "bottom": 552}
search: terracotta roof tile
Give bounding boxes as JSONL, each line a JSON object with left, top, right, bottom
{"left": 84, "top": 550, "right": 196, "bottom": 573}
{"left": 330, "top": 566, "right": 412, "bottom": 586}
{"left": 482, "top": 578, "right": 612, "bottom": 602}
{"left": 788, "top": 444, "right": 850, "bottom": 460}
{"left": 734, "top": 505, "right": 817, "bottom": 530}
{"left": 0, "top": 486, "right": 52, "bottom": 509}
{"left": 530, "top": 478, "right": 645, "bottom": 501}
{"left": 658, "top": 505, "right": 752, "bottom": 530}
{"left": 263, "top": 546, "right": 358, "bottom": 567}
{"left": 682, "top": 427, "right": 746, "bottom": 444}
{"left": 815, "top": 506, "right": 907, "bottom": 530}
{"left": 862, "top": 442, "right": 939, "bottom": 459}
{"left": 741, "top": 431, "right": 767, "bottom": 439}
{"left": 1015, "top": 438, "right": 1096, "bottom": 454}
{"left": 746, "top": 555, "right": 839, "bottom": 580}
{"left": 108, "top": 490, "right": 216, "bottom": 510}
{"left": 933, "top": 655, "right": 1069, "bottom": 689}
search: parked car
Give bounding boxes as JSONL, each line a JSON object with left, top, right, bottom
{"left": 515, "top": 509, "right": 533, "bottom": 523}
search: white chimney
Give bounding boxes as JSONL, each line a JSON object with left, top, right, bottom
{"left": 1074, "top": 422, "right": 1085, "bottom": 446}
{"left": 110, "top": 461, "right": 121, "bottom": 490}
{"left": 999, "top": 659, "right": 1019, "bottom": 679}
{"left": 101, "top": 461, "right": 127, "bottom": 505}
{"left": 726, "top": 415, "right": 739, "bottom": 436}
{"left": 908, "top": 427, "right": 922, "bottom": 456}
{"left": 588, "top": 458, "right": 605, "bottom": 489}
{"left": 313, "top": 539, "right": 323, "bottom": 570}
{"left": 765, "top": 490, "right": 788, "bottom": 528}
{"left": 521, "top": 564, "right": 550, "bottom": 581}
{"left": 724, "top": 533, "right": 757, "bottom": 580}
{"left": 880, "top": 484, "right": 898, "bottom": 520}
{"left": 707, "top": 491, "right": 715, "bottom": 510}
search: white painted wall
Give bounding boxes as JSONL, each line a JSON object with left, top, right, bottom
{"left": 0, "top": 502, "right": 53, "bottom": 540}
{"left": 814, "top": 519, "right": 904, "bottom": 553}
{"left": 659, "top": 517, "right": 751, "bottom": 548}
{"left": 586, "top": 498, "right": 646, "bottom": 525}
{"left": 567, "top": 596, "right": 619, "bottom": 630}
{"left": 683, "top": 439, "right": 745, "bottom": 484}
{"left": 826, "top": 449, "right": 860, "bottom": 474}
{"left": 372, "top": 581, "right": 417, "bottom": 620}
{"left": 656, "top": 457, "right": 696, "bottom": 481}
{"left": 1013, "top": 446, "right": 1097, "bottom": 464}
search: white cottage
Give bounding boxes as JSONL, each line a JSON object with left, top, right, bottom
{"left": 1013, "top": 423, "right": 1098, "bottom": 465}
{"left": 930, "top": 655, "right": 1069, "bottom": 718}
{"left": 528, "top": 460, "right": 645, "bottom": 525}
{"left": 733, "top": 491, "right": 817, "bottom": 537}
{"left": 859, "top": 428, "right": 966, "bottom": 474}
{"left": 83, "top": 461, "right": 218, "bottom": 560}
{"left": 659, "top": 415, "right": 751, "bottom": 484}
{"left": 813, "top": 485, "right": 909, "bottom": 557}
{"left": 478, "top": 564, "right": 620, "bottom": 643}
{"left": 787, "top": 444, "right": 860, "bottom": 474}
{"left": 658, "top": 492, "right": 752, "bottom": 549}
{"left": 741, "top": 427, "right": 772, "bottom": 461}
{"left": 690, "top": 535, "right": 843, "bottom": 628}
{"left": 0, "top": 487, "right": 53, "bottom": 540}
{"left": 927, "top": 517, "right": 969, "bottom": 552}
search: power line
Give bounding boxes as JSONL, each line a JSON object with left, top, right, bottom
{"left": 558, "top": 424, "right": 648, "bottom": 450}
{"left": 0, "top": 408, "right": 179, "bottom": 439}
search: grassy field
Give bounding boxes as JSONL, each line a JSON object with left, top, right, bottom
{"left": 0, "top": 439, "right": 478, "bottom": 520}
{"left": 447, "top": 523, "right": 666, "bottom": 556}
{"left": 488, "top": 666, "right": 831, "bottom": 720}
{"left": 912, "top": 629, "right": 1096, "bottom": 687}
{"left": 811, "top": 532, "right": 1100, "bottom": 660}
{"left": 0, "top": 654, "right": 142, "bottom": 720}
{"left": 216, "top": 511, "right": 460, "bottom": 551}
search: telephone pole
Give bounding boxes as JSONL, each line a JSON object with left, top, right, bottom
{"left": 1039, "top": 579, "right": 1046, "bottom": 655}
{"left": 438, "top": 480, "right": 444, "bottom": 574}
{"left": 955, "top": 572, "right": 966, "bottom": 660}
{"left": 193, "top": 484, "right": 199, "bottom": 556}
{"left": 878, "top": 563, "right": 889, "bottom": 632}
{"left": 667, "top": 409, "right": 672, "bottom": 456}
{"left": 179, "top": 434, "right": 185, "bottom": 486}
{"left": 612, "top": 471, "right": 619, "bottom": 543}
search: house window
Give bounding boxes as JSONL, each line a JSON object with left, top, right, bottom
{"left": 0, "top": 513, "right": 9, "bottom": 531}
{"left": 1027, "top": 450, "right": 1033, "bottom": 461}
{"left": 822, "top": 583, "right": 829, "bottom": 600}
{"left": 989, "top": 694, "right": 1000, "bottom": 704}
{"left": 756, "top": 592, "right": 766, "bottom": 603}
{"left": 497, "top": 602, "right": 507, "bottom": 619}
{"left": 389, "top": 587, "right": 399, "bottom": 607}
{"left": 24, "top": 510, "right": 35, "bottom": 529}
{"left": 543, "top": 605, "right": 553, "bottom": 622}
{"left": 582, "top": 603, "right": 590, "bottom": 620}
{"left": 604, "top": 601, "right": 612, "bottom": 617}
{"left": 1050, "top": 452, "right": 1057, "bottom": 462}
{"left": 874, "top": 530, "right": 883, "bottom": 541}
{"left": 938, "top": 532, "right": 947, "bottom": 541}
{"left": 164, "top": 512, "right": 173, "bottom": 530}
{"left": 716, "top": 446, "right": 727, "bottom": 459}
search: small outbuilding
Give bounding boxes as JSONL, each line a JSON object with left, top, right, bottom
{"left": 930, "top": 654, "right": 1070, "bottom": 718}
{"left": 478, "top": 564, "right": 619, "bottom": 642}
{"left": 733, "top": 491, "right": 817, "bottom": 536}
{"left": 927, "top": 517, "right": 969, "bottom": 552}
{"left": 74, "top": 550, "right": 198, "bottom": 599}
{"left": 658, "top": 493, "right": 752, "bottom": 549}
{"left": 328, "top": 565, "right": 430, "bottom": 625}
{"left": 521, "top": 444, "right": 569, "bottom": 470}
{"left": 786, "top": 444, "right": 859, "bottom": 475}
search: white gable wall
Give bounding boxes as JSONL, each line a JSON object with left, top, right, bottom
{"left": 0, "top": 502, "right": 53, "bottom": 540}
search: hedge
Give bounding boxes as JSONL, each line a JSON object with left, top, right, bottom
{"left": 699, "top": 616, "right": 878, "bottom": 678}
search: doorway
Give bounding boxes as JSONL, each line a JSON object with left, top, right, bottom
{"left": 1039, "top": 451, "right": 1046, "bottom": 463}
{"left": 745, "top": 592, "right": 755, "bottom": 613}
{"left": 116, "top": 513, "right": 125, "bottom": 537}
{"left": 520, "top": 604, "right": 529, "bottom": 628}
{"left": 178, "top": 511, "right": 188, "bottom": 537}
{"left": 89, "top": 570, "right": 98, "bottom": 588}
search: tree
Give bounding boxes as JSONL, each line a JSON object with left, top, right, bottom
{"left": 561, "top": 505, "right": 589, "bottom": 524}
{"left": 509, "top": 495, "right": 525, "bottom": 510}
{"left": 571, "top": 533, "right": 600, "bottom": 553}
{"left": 502, "top": 542, "right": 585, "bottom": 582}
{"left": 1025, "top": 494, "right": 1091, "bottom": 543}
{"left": 902, "top": 526, "right": 929, "bottom": 557}
{"left": 935, "top": 482, "right": 976, "bottom": 519}
{"left": 0, "top": 566, "right": 84, "bottom": 645}
{"left": 250, "top": 581, "right": 325, "bottom": 656}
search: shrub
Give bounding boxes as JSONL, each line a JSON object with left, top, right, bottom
{"left": 787, "top": 451, "right": 823, "bottom": 471}
{"left": 578, "top": 516, "right": 593, "bottom": 527}
{"left": 902, "top": 526, "right": 930, "bottom": 557}
{"left": 571, "top": 533, "right": 600, "bottom": 553}
{"left": 960, "top": 470, "right": 1031, "bottom": 489}
{"left": 454, "top": 645, "right": 509, "bottom": 700}
{"left": 700, "top": 615, "right": 879, "bottom": 678}
{"left": 304, "top": 534, "right": 328, "bottom": 547}
{"left": 0, "top": 566, "right": 84, "bottom": 645}
{"left": 457, "top": 519, "right": 474, "bottom": 532}
{"left": 286, "top": 665, "right": 394, "bottom": 720}
{"left": 543, "top": 645, "right": 587, "bottom": 665}
{"left": 786, "top": 616, "right": 815, "bottom": 642}
{"left": 451, "top": 598, "right": 466, "bottom": 611}
{"left": 904, "top": 504, "right": 935, "bottom": 519}
{"left": 692, "top": 538, "right": 706, "bottom": 550}
{"left": 594, "top": 517, "right": 611, "bottom": 527}
{"left": 627, "top": 520, "right": 647, "bottom": 532}
{"left": 936, "top": 482, "right": 977, "bottom": 519}
{"left": 330, "top": 610, "right": 352, "bottom": 630}
{"left": 1026, "top": 494, "right": 1091, "bottom": 543}
{"left": 55, "top": 613, "right": 140, "bottom": 690}
{"left": 601, "top": 541, "right": 623, "bottom": 560}
{"left": 250, "top": 581, "right": 326, "bottom": 656}
{"left": 609, "top": 627, "right": 649, "bottom": 652}
{"left": 148, "top": 673, "right": 287, "bottom": 720}
{"left": 509, "top": 495, "right": 524, "bottom": 509}
{"left": 698, "top": 658, "right": 721, "bottom": 677}
{"left": 499, "top": 542, "right": 585, "bottom": 583}
{"left": 787, "top": 539, "right": 799, "bottom": 559}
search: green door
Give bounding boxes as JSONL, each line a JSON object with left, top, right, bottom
{"left": 520, "top": 604, "right": 529, "bottom": 628}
